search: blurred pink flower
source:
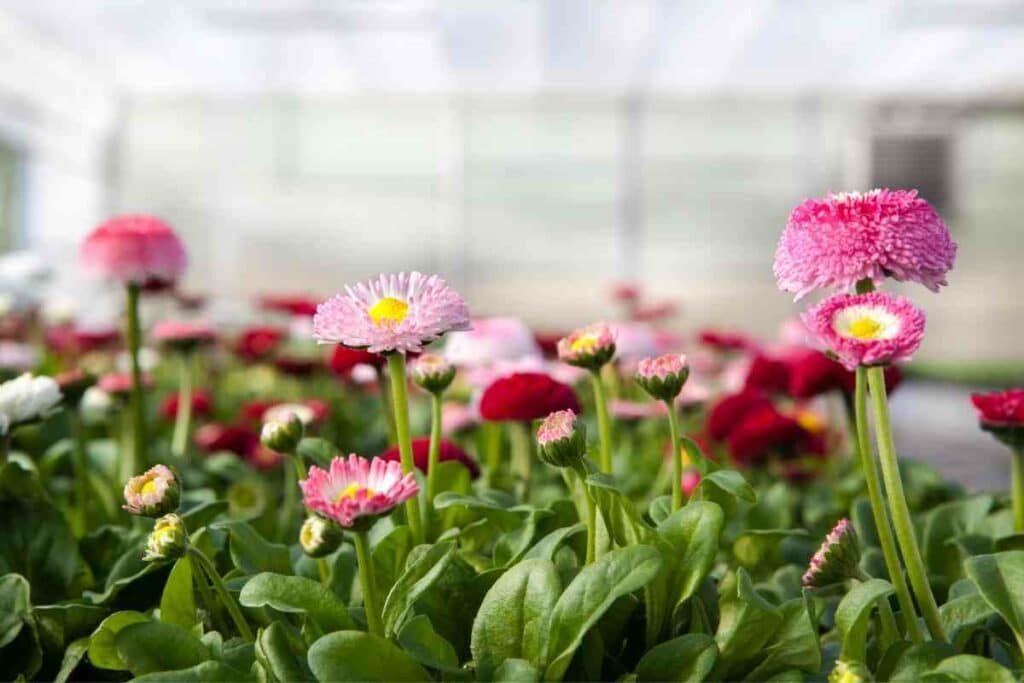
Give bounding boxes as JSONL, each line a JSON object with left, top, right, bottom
{"left": 301, "top": 454, "right": 419, "bottom": 528}
{"left": 609, "top": 322, "right": 662, "bottom": 366}
{"left": 442, "top": 401, "right": 478, "bottom": 435}
{"left": 80, "top": 215, "right": 187, "bottom": 289}
{"left": 444, "top": 317, "right": 541, "bottom": 368}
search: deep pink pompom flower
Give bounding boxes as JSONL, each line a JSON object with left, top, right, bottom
{"left": 478, "top": 372, "right": 580, "bottom": 422}
{"left": 971, "top": 388, "right": 1024, "bottom": 427}
{"left": 378, "top": 436, "right": 481, "bottom": 479}
{"left": 313, "top": 272, "right": 470, "bottom": 355}
{"left": 80, "top": 215, "right": 187, "bottom": 288}
{"left": 802, "top": 292, "right": 925, "bottom": 372}
{"left": 774, "top": 189, "right": 956, "bottom": 299}
{"left": 300, "top": 454, "right": 419, "bottom": 528}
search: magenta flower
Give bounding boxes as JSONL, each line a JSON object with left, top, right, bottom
{"left": 775, "top": 189, "right": 956, "bottom": 300}
{"left": 802, "top": 292, "right": 925, "bottom": 371}
{"left": 300, "top": 454, "right": 419, "bottom": 528}
{"left": 313, "top": 272, "right": 470, "bottom": 354}
{"left": 557, "top": 322, "right": 616, "bottom": 369}
{"left": 80, "top": 215, "right": 187, "bottom": 289}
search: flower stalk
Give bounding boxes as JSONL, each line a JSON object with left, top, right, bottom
{"left": 187, "top": 545, "right": 254, "bottom": 642}
{"left": 1012, "top": 449, "right": 1024, "bottom": 532}
{"left": 385, "top": 353, "right": 424, "bottom": 544}
{"left": 171, "top": 353, "right": 193, "bottom": 462}
{"left": 124, "top": 282, "right": 147, "bottom": 476}
{"left": 68, "top": 409, "right": 91, "bottom": 536}
{"left": 425, "top": 392, "right": 443, "bottom": 539}
{"left": 666, "top": 402, "right": 683, "bottom": 510}
{"left": 590, "top": 369, "right": 613, "bottom": 473}
{"left": 352, "top": 529, "right": 384, "bottom": 637}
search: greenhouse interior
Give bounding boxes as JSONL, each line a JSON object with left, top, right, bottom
{"left": 1, "top": 1, "right": 1023, "bottom": 681}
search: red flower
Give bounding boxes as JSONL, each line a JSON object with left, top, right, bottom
{"left": 698, "top": 329, "right": 758, "bottom": 353}
{"left": 259, "top": 294, "right": 319, "bottom": 317}
{"left": 533, "top": 332, "right": 565, "bottom": 358}
{"left": 274, "top": 355, "right": 319, "bottom": 377}
{"left": 788, "top": 350, "right": 845, "bottom": 399}
{"left": 610, "top": 282, "right": 642, "bottom": 303}
{"left": 706, "top": 389, "right": 773, "bottom": 441}
{"left": 160, "top": 390, "right": 213, "bottom": 421}
{"left": 836, "top": 364, "right": 903, "bottom": 396}
{"left": 234, "top": 326, "right": 286, "bottom": 362}
{"left": 479, "top": 372, "right": 579, "bottom": 422}
{"left": 303, "top": 398, "right": 331, "bottom": 425}
{"left": 46, "top": 325, "right": 122, "bottom": 356}
{"left": 972, "top": 388, "right": 1024, "bottom": 426}
{"left": 744, "top": 355, "right": 791, "bottom": 395}
{"left": 239, "top": 399, "right": 279, "bottom": 426}
{"left": 328, "top": 346, "right": 385, "bottom": 376}
{"left": 194, "top": 422, "right": 258, "bottom": 456}
{"left": 726, "top": 405, "right": 823, "bottom": 466}
{"left": 378, "top": 437, "right": 480, "bottom": 479}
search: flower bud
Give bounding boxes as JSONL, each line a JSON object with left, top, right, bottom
{"left": 536, "top": 410, "right": 587, "bottom": 469}
{"left": 411, "top": 354, "right": 456, "bottom": 394}
{"left": 829, "top": 659, "right": 870, "bottom": 683}
{"left": 300, "top": 515, "right": 344, "bottom": 558}
{"left": 143, "top": 513, "right": 187, "bottom": 562}
{"left": 802, "top": 518, "right": 861, "bottom": 588}
{"left": 557, "top": 323, "right": 616, "bottom": 370}
{"left": 681, "top": 468, "right": 701, "bottom": 497}
{"left": 635, "top": 354, "right": 690, "bottom": 403}
{"left": 260, "top": 413, "right": 304, "bottom": 454}
{"left": 123, "top": 464, "right": 181, "bottom": 517}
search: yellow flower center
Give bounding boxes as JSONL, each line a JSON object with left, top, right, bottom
{"left": 848, "top": 317, "right": 882, "bottom": 340}
{"left": 796, "top": 410, "right": 825, "bottom": 434}
{"left": 300, "top": 524, "right": 316, "bottom": 547}
{"left": 141, "top": 479, "right": 159, "bottom": 496}
{"left": 570, "top": 334, "right": 600, "bottom": 353}
{"left": 335, "top": 483, "right": 375, "bottom": 503}
{"left": 368, "top": 297, "right": 409, "bottom": 327}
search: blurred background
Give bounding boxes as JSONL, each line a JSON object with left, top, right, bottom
{"left": 0, "top": 1, "right": 1021, "bottom": 485}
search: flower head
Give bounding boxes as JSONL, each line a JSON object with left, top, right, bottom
{"left": 195, "top": 422, "right": 258, "bottom": 456}
{"left": 557, "top": 323, "right": 616, "bottom": 370}
{"left": 81, "top": 215, "right": 187, "bottom": 289}
{"left": 261, "top": 412, "right": 305, "bottom": 454}
{"left": 681, "top": 468, "right": 702, "bottom": 497}
{"left": 233, "top": 326, "right": 286, "bottom": 362}
{"left": 378, "top": 437, "right": 480, "bottom": 479}
{"left": 160, "top": 389, "right": 212, "bottom": 422}
{"left": 726, "top": 405, "right": 824, "bottom": 465}
{"left": 743, "top": 355, "right": 791, "bottom": 395}
{"left": 775, "top": 189, "right": 956, "bottom": 299}
{"left": 411, "top": 353, "right": 456, "bottom": 394}
{"left": 536, "top": 409, "right": 587, "bottom": 469}
{"left": 442, "top": 401, "right": 478, "bottom": 435}
{"left": 152, "top": 320, "right": 216, "bottom": 353}
{"left": 123, "top": 464, "right": 181, "bottom": 517}
{"left": 479, "top": 372, "right": 580, "bottom": 422}
{"left": 444, "top": 317, "right": 541, "bottom": 367}
{"left": 610, "top": 399, "right": 668, "bottom": 421}
{"left": 313, "top": 272, "right": 470, "bottom": 355}
{"left": 803, "top": 292, "right": 925, "bottom": 371}
{"left": 0, "top": 373, "right": 63, "bottom": 434}
{"left": 698, "top": 329, "right": 758, "bottom": 354}
{"left": 143, "top": 513, "right": 187, "bottom": 562}
{"left": 635, "top": 354, "right": 689, "bottom": 402}
{"left": 264, "top": 402, "right": 321, "bottom": 427}
{"left": 300, "top": 516, "right": 344, "bottom": 558}
{"left": 706, "top": 389, "right": 774, "bottom": 442}
{"left": 971, "top": 388, "right": 1024, "bottom": 449}
{"left": 803, "top": 518, "right": 861, "bottom": 587}
{"left": 300, "top": 454, "right": 419, "bottom": 529}
{"left": 98, "top": 372, "right": 153, "bottom": 398}
{"left": 259, "top": 294, "right": 320, "bottom": 317}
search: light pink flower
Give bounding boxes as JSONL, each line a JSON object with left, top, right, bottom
{"left": 151, "top": 320, "right": 217, "bottom": 349}
{"left": 775, "top": 189, "right": 957, "bottom": 299}
{"left": 444, "top": 317, "right": 541, "bottom": 368}
{"left": 557, "top": 322, "right": 616, "bottom": 368}
{"left": 609, "top": 322, "right": 662, "bottom": 366}
{"left": 636, "top": 354, "right": 688, "bottom": 381}
{"left": 313, "top": 272, "right": 470, "bottom": 354}
{"left": 537, "top": 409, "right": 577, "bottom": 447}
{"left": 98, "top": 371, "right": 154, "bottom": 396}
{"left": 802, "top": 292, "right": 925, "bottom": 371}
{"left": 300, "top": 454, "right": 419, "bottom": 528}
{"left": 681, "top": 469, "right": 701, "bottom": 497}
{"left": 441, "top": 401, "right": 478, "bottom": 435}
{"left": 80, "top": 215, "right": 187, "bottom": 287}
{"left": 610, "top": 399, "right": 668, "bottom": 421}
{"left": 123, "top": 464, "right": 180, "bottom": 516}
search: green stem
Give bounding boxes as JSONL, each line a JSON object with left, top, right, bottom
{"left": 171, "top": 353, "right": 193, "bottom": 462}
{"left": 425, "top": 392, "right": 443, "bottom": 540}
{"left": 352, "top": 530, "right": 384, "bottom": 636}
{"left": 68, "top": 410, "right": 90, "bottom": 536}
{"left": 188, "top": 551, "right": 227, "bottom": 633}
{"left": 317, "top": 558, "right": 330, "bottom": 585}
{"left": 854, "top": 367, "right": 924, "bottom": 643}
{"left": 1012, "top": 449, "right": 1024, "bottom": 533}
{"left": 187, "top": 546, "right": 254, "bottom": 641}
{"left": 0, "top": 433, "right": 9, "bottom": 468}
{"left": 124, "top": 283, "right": 146, "bottom": 477}
{"left": 855, "top": 569, "right": 899, "bottom": 649}
{"left": 509, "top": 421, "right": 534, "bottom": 499}
{"left": 575, "top": 465, "right": 597, "bottom": 565}
{"left": 118, "top": 410, "right": 135, "bottom": 485}
{"left": 666, "top": 401, "right": 682, "bottom": 510}
{"left": 277, "top": 454, "right": 306, "bottom": 543}
{"left": 375, "top": 365, "right": 398, "bottom": 446}
{"left": 483, "top": 421, "right": 503, "bottom": 486}
{"left": 385, "top": 353, "right": 424, "bottom": 544}
{"left": 867, "top": 366, "right": 947, "bottom": 643}
{"left": 590, "top": 368, "right": 613, "bottom": 474}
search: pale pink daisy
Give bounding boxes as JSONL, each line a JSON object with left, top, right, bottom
{"left": 557, "top": 322, "right": 616, "bottom": 369}
{"left": 802, "top": 292, "right": 925, "bottom": 372}
{"left": 123, "top": 464, "right": 180, "bottom": 517}
{"left": 609, "top": 322, "right": 663, "bottom": 366}
{"left": 300, "top": 454, "right": 419, "bottom": 528}
{"left": 313, "top": 272, "right": 470, "bottom": 354}
{"left": 80, "top": 215, "right": 187, "bottom": 289}
{"left": 775, "top": 189, "right": 957, "bottom": 300}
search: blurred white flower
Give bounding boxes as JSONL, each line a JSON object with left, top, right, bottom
{"left": 80, "top": 387, "right": 114, "bottom": 425}
{"left": 0, "top": 373, "right": 62, "bottom": 434}
{"left": 264, "top": 402, "right": 315, "bottom": 426}
{"left": 41, "top": 296, "right": 77, "bottom": 326}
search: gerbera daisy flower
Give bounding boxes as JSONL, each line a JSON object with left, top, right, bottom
{"left": 775, "top": 189, "right": 956, "bottom": 299}
{"left": 300, "top": 454, "right": 419, "bottom": 529}
{"left": 802, "top": 292, "right": 926, "bottom": 372}
{"left": 478, "top": 372, "right": 580, "bottom": 422}
{"left": 313, "top": 272, "right": 470, "bottom": 355}
{"left": 80, "top": 215, "right": 187, "bottom": 290}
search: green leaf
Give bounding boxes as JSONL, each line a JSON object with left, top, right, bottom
{"left": 132, "top": 661, "right": 255, "bottom": 682}
{"left": 493, "top": 658, "right": 540, "bottom": 682}
{"left": 0, "top": 573, "right": 41, "bottom": 680}
{"left": 180, "top": 500, "right": 229, "bottom": 531}
{"left": 921, "top": 654, "right": 1016, "bottom": 682}
{"left": 543, "top": 545, "right": 663, "bottom": 681}
{"left": 647, "top": 496, "right": 673, "bottom": 526}
{"left": 115, "top": 620, "right": 210, "bottom": 676}
{"left": 657, "top": 502, "right": 724, "bottom": 608}
{"left": 881, "top": 642, "right": 955, "bottom": 682}
{"left": 239, "top": 572, "right": 355, "bottom": 633}
{"left": 635, "top": 633, "right": 717, "bottom": 683}
{"left": 698, "top": 470, "right": 756, "bottom": 503}
{"left": 922, "top": 497, "right": 992, "bottom": 581}
{"left": 211, "top": 521, "right": 291, "bottom": 575}
{"left": 371, "top": 525, "right": 412, "bottom": 594}
{"left": 398, "top": 614, "right": 460, "bottom": 672}
{"left": 382, "top": 541, "right": 456, "bottom": 638}
{"left": 471, "top": 559, "right": 561, "bottom": 680}
{"left": 0, "top": 498, "right": 80, "bottom": 602}
{"left": 834, "top": 578, "right": 894, "bottom": 661}
{"left": 0, "top": 573, "right": 31, "bottom": 648}
{"left": 964, "top": 550, "right": 1024, "bottom": 650}
{"left": 523, "top": 524, "right": 585, "bottom": 562}
{"left": 255, "top": 622, "right": 311, "bottom": 682}
{"left": 747, "top": 595, "right": 821, "bottom": 680}
{"left": 712, "top": 569, "right": 783, "bottom": 681}
{"left": 159, "top": 558, "right": 197, "bottom": 630}
{"left": 307, "top": 630, "right": 430, "bottom": 682}
{"left": 87, "top": 610, "right": 149, "bottom": 670}
{"left": 296, "top": 437, "right": 340, "bottom": 467}
{"left": 55, "top": 637, "right": 90, "bottom": 683}
{"left": 940, "top": 591, "right": 995, "bottom": 646}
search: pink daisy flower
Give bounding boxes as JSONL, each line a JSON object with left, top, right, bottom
{"left": 802, "top": 292, "right": 925, "bottom": 371}
{"left": 557, "top": 322, "right": 616, "bottom": 369}
{"left": 151, "top": 320, "right": 217, "bottom": 352}
{"left": 774, "top": 189, "right": 957, "bottom": 299}
{"left": 313, "top": 272, "right": 470, "bottom": 354}
{"left": 80, "top": 215, "right": 187, "bottom": 289}
{"left": 123, "top": 464, "right": 180, "bottom": 517}
{"left": 300, "top": 454, "right": 419, "bottom": 528}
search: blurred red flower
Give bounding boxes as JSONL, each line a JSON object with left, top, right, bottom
{"left": 160, "top": 389, "right": 213, "bottom": 421}
{"left": 971, "top": 388, "right": 1024, "bottom": 426}
{"left": 194, "top": 422, "right": 258, "bottom": 456}
{"left": 328, "top": 346, "right": 385, "bottom": 376}
{"left": 378, "top": 437, "right": 480, "bottom": 479}
{"left": 726, "top": 405, "right": 824, "bottom": 465}
{"left": 706, "top": 388, "right": 773, "bottom": 441}
{"left": 744, "top": 355, "right": 791, "bottom": 395}
{"left": 479, "top": 372, "right": 579, "bottom": 422}
{"left": 259, "top": 294, "right": 319, "bottom": 317}
{"left": 698, "top": 329, "right": 757, "bottom": 353}
{"left": 234, "top": 326, "right": 286, "bottom": 362}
